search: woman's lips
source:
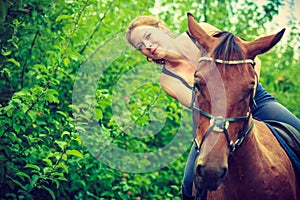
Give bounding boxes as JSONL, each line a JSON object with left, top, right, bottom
{"left": 151, "top": 47, "right": 158, "bottom": 54}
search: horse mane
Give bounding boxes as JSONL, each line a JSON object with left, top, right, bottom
{"left": 212, "top": 32, "right": 245, "bottom": 62}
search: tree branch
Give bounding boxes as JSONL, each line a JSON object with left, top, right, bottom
{"left": 21, "top": 31, "right": 39, "bottom": 88}
{"left": 79, "top": 0, "right": 116, "bottom": 54}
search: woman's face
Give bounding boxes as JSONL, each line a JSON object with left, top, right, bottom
{"left": 129, "top": 25, "right": 173, "bottom": 60}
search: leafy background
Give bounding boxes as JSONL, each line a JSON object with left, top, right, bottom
{"left": 0, "top": 0, "right": 299, "bottom": 199}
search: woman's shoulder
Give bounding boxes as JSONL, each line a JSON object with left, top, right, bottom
{"left": 160, "top": 69, "right": 193, "bottom": 108}
{"left": 161, "top": 67, "right": 193, "bottom": 89}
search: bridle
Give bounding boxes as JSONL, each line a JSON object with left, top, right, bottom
{"left": 191, "top": 56, "right": 256, "bottom": 160}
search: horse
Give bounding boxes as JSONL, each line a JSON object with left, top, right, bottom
{"left": 187, "top": 13, "right": 299, "bottom": 200}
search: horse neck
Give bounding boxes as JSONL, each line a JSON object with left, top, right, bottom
{"left": 222, "top": 120, "right": 298, "bottom": 200}
{"left": 229, "top": 121, "right": 265, "bottom": 174}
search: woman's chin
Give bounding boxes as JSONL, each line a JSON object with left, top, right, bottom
{"left": 153, "top": 51, "right": 167, "bottom": 60}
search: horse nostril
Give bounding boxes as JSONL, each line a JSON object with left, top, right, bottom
{"left": 196, "top": 164, "right": 203, "bottom": 176}
{"left": 220, "top": 167, "right": 228, "bottom": 179}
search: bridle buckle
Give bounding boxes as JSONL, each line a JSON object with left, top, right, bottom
{"left": 210, "top": 117, "right": 230, "bottom": 132}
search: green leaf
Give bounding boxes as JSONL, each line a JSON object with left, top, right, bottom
{"left": 11, "top": 179, "right": 26, "bottom": 190}
{"left": 61, "top": 154, "right": 67, "bottom": 161}
{"left": 56, "top": 176, "right": 68, "bottom": 181}
{"left": 61, "top": 131, "right": 70, "bottom": 138}
{"left": 57, "top": 111, "right": 68, "bottom": 118}
{"left": 56, "top": 15, "right": 73, "bottom": 22}
{"left": 2, "top": 68, "right": 11, "bottom": 78}
{"left": 101, "top": 191, "right": 115, "bottom": 197}
{"left": 69, "top": 50, "right": 81, "bottom": 61}
{"left": 94, "top": 108, "right": 103, "bottom": 120}
{"left": 13, "top": 90, "right": 31, "bottom": 97}
{"left": 30, "top": 174, "right": 40, "bottom": 187}
{"left": 69, "top": 104, "right": 80, "bottom": 113}
{"left": 28, "top": 110, "right": 37, "bottom": 122}
{"left": 40, "top": 185, "right": 56, "bottom": 200}
{"left": 25, "top": 164, "right": 40, "bottom": 171}
{"left": 45, "top": 89, "right": 60, "bottom": 103}
{"left": 21, "top": 103, "right": 29, "bottom": 113}
{"left": 43, "top": 167, "right": 52, "bottom": 174}
{"left": 170, "top": 185, "right": 180, "bottom": 191}
{"left": 6, "top": 58, "right": 20, "bottom": 67}
{"left": 71, "top": 137, "right": 82, "bottom": 145}
{"left": 66, "top": 150, "right": 83, "bottom": 158}
{"left": 52, "top": 179, "right": 60, "bottom": 189}
{"left": 16, "top": 171, "right": 31, "bottom": 181}
{"left": 5, "top": 193, "right": 16, "bottom": 199}
{"left": 7, "top": 132, "right": 19, "bottom": 142}
{"left": 43, "top": 158, "right": 53, "bottom": 166}
{"left": 1, "top": 49, "right": 12, "bottom": 56}
{"left": 63, "top": 57, "right": 69, "bottom": 66}
{"left": 56, "top": 162, "right": 69, "bottom": 173}
{"left": 54, "top": 141, "right": 67, "bottom": 150}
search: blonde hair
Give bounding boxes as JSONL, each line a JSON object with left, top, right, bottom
{"left": 126, "top": 15, "right": 172, "bottom": 47}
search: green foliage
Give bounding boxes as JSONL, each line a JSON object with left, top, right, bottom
{"left": 0, "top": 0, "right": 299, "bottom": 199}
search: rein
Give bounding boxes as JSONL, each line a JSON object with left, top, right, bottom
{"left": 191, "top": 57, "right": 256, "bottom": 160}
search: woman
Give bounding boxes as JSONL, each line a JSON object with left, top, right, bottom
{"left": 126, "top": 15, "right": 300, "bottom": 200}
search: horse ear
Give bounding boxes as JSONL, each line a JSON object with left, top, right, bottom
{"left": 246, "top": 28, "right": 285, "bottom": 58}
{"left": 187, "top": 13, "right": 216, "bottom": 51}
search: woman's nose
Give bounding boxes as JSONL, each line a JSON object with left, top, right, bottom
{"left": 143, "top": 40, "right": 152, "bottom": 48}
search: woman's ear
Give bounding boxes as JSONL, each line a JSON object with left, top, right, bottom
{"left": 147, "top": 57, "right": 153, "bottom": 62}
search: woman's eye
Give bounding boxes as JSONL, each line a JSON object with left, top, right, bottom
{"left": 146, "top": 33, "right": 151, "bottom": 39}
{"left": 137, "top": 44, "right": 145, "bottom": 50}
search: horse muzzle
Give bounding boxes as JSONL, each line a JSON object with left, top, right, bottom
{"left": 194, "top": 162, "right": 228, "bottom": 191}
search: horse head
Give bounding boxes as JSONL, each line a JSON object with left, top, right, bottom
{"left": 187, "top": 13, "right": 285, "bottom": 191}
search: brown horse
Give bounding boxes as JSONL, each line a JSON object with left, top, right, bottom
{"left": 187, "top": 13, "right": 299, "bottom": 200}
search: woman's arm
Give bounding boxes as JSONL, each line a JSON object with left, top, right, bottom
{"left": 160, "top": 72, "right": 193, "bottom": 108}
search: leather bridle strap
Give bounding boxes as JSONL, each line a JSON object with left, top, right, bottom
{"left": 192, "top": 104, "right": 253, "bottom": 155}
{"left": 199, "top": 56, "right": 256, "bottom": 66}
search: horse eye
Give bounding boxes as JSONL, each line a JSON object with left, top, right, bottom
{"left": 195, "top": 81, "right": 201, "bottom": 90}
{"left": 247, "top": 85, "right": 255, "bottom": 97}
{"left": 194, "top": 71, "right": 200, "bottom": 78}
